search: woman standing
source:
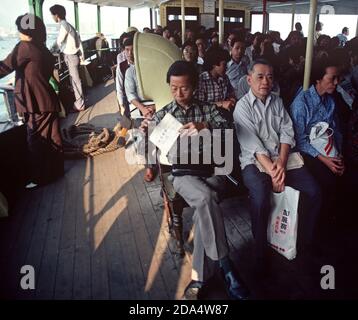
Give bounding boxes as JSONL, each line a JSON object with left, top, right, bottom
{"left": 0, "top": 14, "right": 64, "bottom": 188}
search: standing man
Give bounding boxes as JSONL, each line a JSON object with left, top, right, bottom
{"left": 50, "top": 4, "right": 86, "bottom": 112}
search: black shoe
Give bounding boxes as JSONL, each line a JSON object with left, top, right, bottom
{"left": 222, "top": 268, "right": 250, "bottom": 300}
{"left": 182, "top": 280, "right": 205, "bottom": 300}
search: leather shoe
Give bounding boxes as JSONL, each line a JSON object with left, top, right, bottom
{"left": 182, "top": 280, "right": 205, "bottom": 300}
{"left": 222, "top": 268, "right": 250, "bottom": 300}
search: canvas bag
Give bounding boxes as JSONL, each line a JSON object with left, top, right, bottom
{"left": 309, "top": 121, "right": 338, "bottom": 157}
{"left": 267, "top": 186, "right": 300, "bottom": 260}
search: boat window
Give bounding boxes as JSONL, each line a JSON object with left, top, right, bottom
{"left": 78, "top": 2, "right": 97, "bottom": 40}
{"left": 101, "top": 6, "right": 129, "bottom": 43}
{"left": 318, "top": 14, "right": 357, "bottom": 40}
{"left": 168, "top": 15, "right": 198, "bottom": 21}
{"left": 215, "top": 16, "right": 243, "bottom": 23}
{"left": 131, "top": 7, "right": 151, "bottom": 31}
{"left": 251, "top": 13, "right": 263, "bottom": 34}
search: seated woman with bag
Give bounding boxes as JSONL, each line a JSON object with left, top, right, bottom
{"left": 290, "top": 57, "right": 345, "bottom": 223}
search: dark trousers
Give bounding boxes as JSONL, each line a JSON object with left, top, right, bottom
{"left": 25, "top": 112, "right": 64, "bottom": 185}
{"left": 304, "top": 154, "right": 358, "bottom": 227}
{"left": 303, "top": 155, "right": 339, "bottom": 219}
{"left": 242, "top": 164, "right": 322, "bottom": 259}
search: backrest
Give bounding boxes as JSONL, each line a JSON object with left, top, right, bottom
{"left": 133, "top": 32, "right": 182, "bottom": 111}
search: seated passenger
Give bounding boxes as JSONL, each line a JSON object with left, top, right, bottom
{"left": 235, "top": 74, "right": 280, "bottom": 101}
{"left": 182, "top": 41, "right": 203, "bottom": 74}
{"left": 290, "top": 57, "right": 345, "bottom": 222}
{"left": 226, "top": 37, "right": 249, "bottom": 98}
{"left": 115, "top": 37, "right": 132, "bottom": 117}
{"left": 196, "top": 47, "right": 236, "bottom": 121}
{"left": 195, "top": 36, "right": 206, "bottom": 65}
{"left": 124, "top": 39, "right": 157, "bottom": 182}
{"left": 234, "top": 59, "right": 321, "bottom": 272}
{"left": 141, "top": 61, "right": 249, "bottom": 300}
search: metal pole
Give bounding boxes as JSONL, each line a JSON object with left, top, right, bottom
{"left": 97, "top": 5, "right": 101, "bottom": 33}
{"left": 36, "top": 0, "right": 44, "bottom": 19}
{"left": 262, "top": 0, "right": 267, "bottom": 33}
{"left": 28, "top": 0, "right": 34, "bottom": 14}
{"left": 29, "top": 0, "right": 44, "bottom": 19}
{"left": 181, "top": 0, "right": 185, "bottom": 44}
{"left": 150, "top": 8, "right": 153, "bottom": 30}
{"left": 291, "top": 1, "right": 296, "bottom": 31}
{"left": 74, "top": 1, "right": 80, "bottom": 31}
{"left": 219, "top": 0, "right": 224, "bottom": 44}
{"left": 128, "top": 7, "right": 131, "bottom": 27}
{"left": 303, "top": 0, "right": 318, "bottom": 90}
{"left": 154, "top": 7, "right": 158, "bottom": 28}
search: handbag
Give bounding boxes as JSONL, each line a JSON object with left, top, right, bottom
{"left": 309, "top": 121, "right": 338, "bottom": 157}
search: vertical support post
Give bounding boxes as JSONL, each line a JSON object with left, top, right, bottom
{"left": 154, "top": 7, "right": 158, "bottom": 28}
{"left": 128, "top": 7, "right": 131, "bottom": 27}
{"left": 303, "top": 0, "right": 318, "bottom": 90}
{"left": 35, "top": 0, "right": 44, "bottom": 19}
{"left": 29, "top": 0, "right": 44, "bottom": 19}
{"left": 28, "top": 0, "right": 34, "bottom": 14}
{"left": 219, "top": 0, "right": 224, "bottom": 44}
{"left": 181, "top": 0, "right": 185, "bottom": 44}
{"left": 291, "top": 1, "right": 296, "bottom": 31}
{"left": 74, "top": 1, "right": 80, "bottom": 32}
{"left": 97, "top": 5, "right": 101, "bottom": 33}
{"left": 150, "top": 8, "right": 153, "bottom": 30}
{"left": 262, "top": 0, "right": 267, "bottom": 33}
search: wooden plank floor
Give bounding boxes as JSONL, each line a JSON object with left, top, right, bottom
{"left": 1, "top": 80, "right": 357, "bottom": 300}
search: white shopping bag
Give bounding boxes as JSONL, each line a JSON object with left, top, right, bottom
{"left": 309, "top": 121, "right": 338, "bottom": 157}
{"left": 267, "top": 186, "right": 300, "bottom": 260}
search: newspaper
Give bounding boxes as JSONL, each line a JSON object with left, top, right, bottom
{"left": 149, "top": 113, "right": 182, "bottom": 156}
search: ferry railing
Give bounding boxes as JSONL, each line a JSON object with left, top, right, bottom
{"left": 0, "top": 84, "right": 22, "bottom": 133}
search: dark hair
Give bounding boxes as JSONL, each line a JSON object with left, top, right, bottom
{"left": 316, "top": 21, "right": 322, "bottom": 31}
{"left": 203, "top": 47, "right": 230, "bottom": 71}
{"left": 15, "top": 13, "right": 46, "bottom": 45}
{"left": 295, "top": 22, "right": 302, "bottom": 30}
{"left": 123, "top": 37, "right": 133, "bottom": 48}
{"left": 49, "top": 4, "right": 66, "bottom": 20}
{"left": 230, "top": 36, "right": 246, "bottom": 49}
{"left": 166, "top": 60, "right": 198, "bottom": 89}
{"left": 182, "top": 40, "right": 197, "bottom": 52}
{"left": 248, "top": 58, "right": 274, "bottom": 73}
{"left": 310, "top": 56, "right": 339, "bottom": 84}
{"left": 342, "top": 27, "right": 348, "bottom": 34}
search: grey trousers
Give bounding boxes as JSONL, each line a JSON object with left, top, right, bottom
{"left": 64, "top": 54, "right": 85, "bottom": 110}
{"left": 172, "top": 175, "right": 229, "bottom": 282}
